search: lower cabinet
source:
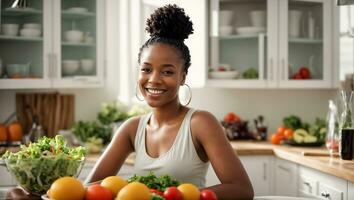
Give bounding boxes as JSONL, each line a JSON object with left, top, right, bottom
{"left": 349, "top": 181, "right": 354, "bottom": 200}
{"left": 274, "top": 158, "right": 298, "bottom": 197}
{"left": 298, "top": 166, "right": 347, "bottom": 200}
{"left": 239, "top": 155, "right": 273, "bottom": 196}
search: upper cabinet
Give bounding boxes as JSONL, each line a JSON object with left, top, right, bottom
{"left": 0, "top": 0, "right": 105, "bottom": 89}
{"left": 208, "top": 0, "right": 334, "bottom": 89}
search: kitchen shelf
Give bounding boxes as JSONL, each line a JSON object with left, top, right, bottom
{"left": 216, "top": 34, "right": 261, "bottom": 40}
{"left": 1, "top": 8, "right": 42, "bottom": 16}
{"left": 0, "top": 35, "right": 43, "bottom": 42}
{"left": 289, "top": 38, "right": 323, "bottom": 44}
{"left": 61, "top": 11, "right": 96, "bottom": 19}
{"left": 62, "top": 42, "right": 95, "bottom": 47}
{"left": 207, "top": 79, "right": 267, "bottom": 88}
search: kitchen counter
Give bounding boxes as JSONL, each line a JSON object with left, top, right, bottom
{"left": 86, "top": 141, "right": 354, "bottom": 182}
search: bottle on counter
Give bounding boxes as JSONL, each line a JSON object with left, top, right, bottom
{"left": 326, "top": 100, "right": 339, "bottom": 156}
{"left": 338, "top": 90, "right": 354, "bottom": 160}
{"left": 26, "top": 116, "right": 44, "bottom": 143}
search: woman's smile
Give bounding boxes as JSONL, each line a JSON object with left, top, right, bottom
{"left": 145, "top": 87, "right": 167, "bottom": 97}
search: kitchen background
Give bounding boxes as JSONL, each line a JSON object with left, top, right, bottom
{"left": 0, "top": 0, "right": 348, "bottom": 134}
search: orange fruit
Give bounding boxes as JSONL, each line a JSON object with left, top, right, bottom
{"left": 7, "top": 122, "right": 23, "bottom": 141}
{"left": 100, "top": 176, "right": 127, "bottom": 196}
{"left": 284, "top": 128, "right": 294, "bottom": 139}
{"left": 0, "top": 124, "right": 8, "bottom": 142}
{"left": 270, "top": 133, "right": 281, "bottom": 145}
{"left": 177, "top": 183, "right": 200, "bottom": 200}
{"left": 49, "top": 177, "right": 85, "bottom": 200}
{"left": 116, "top": 182, "right": 150, "bottom": 200}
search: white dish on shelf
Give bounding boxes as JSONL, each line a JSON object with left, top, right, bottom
{"left": 209, "top": 71, "right": 239, "bottom": 79}
{"left": 62, "top": 60, "right": 79, "bottom": 76}
{"left": 64, "top": 30, "right": 84, "bottom": 43}
{"left": 20, "top": 28, "right": 41, "bottom": 37}
{"left": 66, "top": 7, "right": 88, "bottom": 13}
{"left": 23, "top": 23, "right": 41, "bottom": 30}
{"left": 1, "top": 24, "right": 19, "bottom": 36}
{"left": 219, "top": 26, "right": 233, "bottom": 36}
{"left": 236, "top": 26, "right": 266, "bottom": 36}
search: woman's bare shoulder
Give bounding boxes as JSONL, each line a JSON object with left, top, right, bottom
{"left": 191, "top": 109, "right": 219, "bottom": 124}
{"left": 190, "top": 109, "right": 223, "bottom": 136}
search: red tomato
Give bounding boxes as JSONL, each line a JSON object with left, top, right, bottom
{"left": 299, "top": 67, "right": 310, "bottom": 79}
{"left": 270, "top": 133, "right": 282, "bottom": 145}
{"left": 85, "top": 184, "right": 112, "bottom": 200}
{"left": 224, "top": 112, "right": 241, "bottom": 123}
{"left": 292, "top": 73, "right": 302, "bottom": 80}
{"left": 163, "top": 187, "right": 183, "bottom": 200}
{"left": 200, "top": 189, "right": 218, "bottom": 200}
{"left": 150, "top": 189, "right": 163, "bottom": 196}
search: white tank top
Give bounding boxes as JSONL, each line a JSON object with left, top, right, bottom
{"left": 133, "top": 108, "right": 209, "bottom": 188}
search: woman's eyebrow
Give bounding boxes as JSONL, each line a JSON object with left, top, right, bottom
{"left": 162, "top": 64, "right": 175, "bottom": 68}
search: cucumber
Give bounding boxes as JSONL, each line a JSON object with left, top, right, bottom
{"left": 304, "top": 135, "right": 317, "bottom": 143}
{"left": 293, "top": 129, "right": 309, "bottom": 143}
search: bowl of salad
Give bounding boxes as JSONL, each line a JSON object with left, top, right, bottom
{"left": 1, "top": 135, "right": 86, "bottom": 196}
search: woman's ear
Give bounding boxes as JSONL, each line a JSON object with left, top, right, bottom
{"left": 180, "top": 71, "right": 186, "bottom": 85}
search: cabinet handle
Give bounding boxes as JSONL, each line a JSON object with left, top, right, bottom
{"left": 47, "top": 54, "right": 52, "bottom": 78}
{"left": 269, "top": 58, "right": 273, "bottom": 81}
{"left": 263, "top": 163, "right": 267, "bottom": 181}
{"left": 52, "top": 53, "right": 57, "bottom": 78}
{"left": 303, "top": 181, "right": 312, "bottom": 193}
{"left": 320, "top": 191, "right": 330, "bottom": 198}
{"left": 278, "top": 165, "right": 290, "bottom": 172}
{"left": 281, "top": 59, "right": 286, "bottom": 80}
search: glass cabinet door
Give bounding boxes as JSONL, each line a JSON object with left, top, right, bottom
{"left": 0, "top": 0, "right": 51, "bottom": 88}
{"left": 52, "top": 0, "right": 104, "bottom": 87}
{"left": 278, "top": 0, "right": 332, "bottom": 88}
{"left": 209, "top": 0, "right": 274, "bottom": 88}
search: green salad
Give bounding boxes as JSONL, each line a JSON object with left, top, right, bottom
{"left": 2, "top": 135, "right": 86, "bottom": 195}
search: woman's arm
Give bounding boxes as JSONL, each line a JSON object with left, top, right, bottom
{"left": 84, "top": 117, "right": 139, "bottom": 184}
{"left": 191, "top": 111, "right": 254, "bottom": 200}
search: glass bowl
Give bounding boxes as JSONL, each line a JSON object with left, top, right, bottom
{"left": 4, "top": 157, "right": 85, "bottom": 196}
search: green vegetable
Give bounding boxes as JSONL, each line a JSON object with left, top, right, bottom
{"left": 128, "top": 172, "right": 180, "bottom": 192}
{"left": 71, "top": 121, "right": 112, "bottom": 144}
{"left": 98, "top": 101, "right": 129, "bottom": 125}
{"left": 151, "top": 194, "right": 165, "bottom": 200}
{"left": 283, "top": 115, "right": 304, "bottom": 130}
{"left": 242, "top": 68, "right": 258, "bottom": 79}
{"left": 308, "top": 118, "right": 327, "bottom": 143}
{"left": 2, "top": 135, "right": 85, "bottom": 195}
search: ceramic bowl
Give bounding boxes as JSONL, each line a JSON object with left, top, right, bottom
{"left": 20, "top": 28, "right": 41, "bottom": 37}
{"left": 250, "top": 10, "right": 266, "bottom": 27}
{"left": 64, "top": 30, "right": 84, "bottom": 43}
{"left": 62, "top": 60, "right": 79, "bottom": 76}
{"left": 209, "top": 71, "right": 239, "bottom": 79}
{"left": 23, "top": 23, "right": 41, "bottom": 30}
{"left": 67, "top": 7, "right": 88, "bottom": 13}
{"left": 80, "top": 59, "right": 95, "bottom": 75}
{"left": 220, "top": 26, "right": 234, "bottom": 36}
{"left": 6, "top": 64, "right": 30, "bottom": 78}
{"left": 1, "top": 24, "right": 19, "bottom": 36}
{"left": 219, "top": 10, "right": 234, "bottom": 26}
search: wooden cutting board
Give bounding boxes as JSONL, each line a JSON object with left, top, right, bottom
{"left": 16, "top": 92, "right": 75, "bottom": 137}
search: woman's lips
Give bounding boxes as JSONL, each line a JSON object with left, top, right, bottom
{"left": 145, "top": 88, "right": 166, "bottom": 97}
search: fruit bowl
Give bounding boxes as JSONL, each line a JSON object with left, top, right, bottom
{"left": 284, "top": 139, "right": 324, "bottom": 147}
{"left": 209, "top": 70, "right": 239, "bottom": 79}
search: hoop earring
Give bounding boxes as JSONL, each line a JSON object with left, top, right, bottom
{"left": 180, "top": 83, "right": 192, "bottom": 106}
{"left": 135, "top": 83, "right": 144, "bottom": 101}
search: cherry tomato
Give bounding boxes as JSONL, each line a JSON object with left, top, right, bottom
{"left": 150, "top": 188, "right": 163, "bottom": 196}
{"left": 270, "top": 133, "right": 282, "bottom": 145}
{"left": 85, "top": 184, "right": 112, "bottom": 200}
{"left": 299, "top": 67, "right": 311, "bottom": 79}
{"left": 292, "top": 73, "right": 302, "bottom": 80}
{"left": 224, "top": 112, "right": 241, "bottom": 123}
{"left": 200, "top": 189, "right": 218, "bottom": 200}
{"left": 163, "top": 186, "right": 183, "bottom": 200}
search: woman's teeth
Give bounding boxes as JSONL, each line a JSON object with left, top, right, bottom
{"left": 147, "top": 88, "right": 164, "bottom": 94}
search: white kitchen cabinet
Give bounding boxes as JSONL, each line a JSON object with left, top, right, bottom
{"left": 349, "top": 181, "right": 354, "bottom": 200}
{"left": 0, "top": 0, "right": 105, "bottom": 89}
{"left": 298, "top": 165, "right": 347, "bottom": 200}
{"left": 208, "top": 0, "right": 334, "bottom": 89}
{"left": 274, "top": 157, "right": 298, "bottom": 197}
{"left": 239, "top": 155, "right": 273, "bottom": 196}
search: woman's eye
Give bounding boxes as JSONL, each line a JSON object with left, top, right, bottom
{"left": 141, "top": 68, "right": 151, "bottom": 73}
{"left": 162, "top": 70, "right": 174, "bottom": 75}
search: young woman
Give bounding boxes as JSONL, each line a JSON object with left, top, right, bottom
{"left": 86, "top": 4, "right": 253, "bottom": 200}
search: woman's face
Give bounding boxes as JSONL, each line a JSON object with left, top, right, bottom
{"left": 138, "top": 43, "right": 186, "bottom": 107}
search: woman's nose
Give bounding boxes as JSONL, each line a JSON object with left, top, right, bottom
{"left": 148, "top": 71, "right": 162, "bottom": 83}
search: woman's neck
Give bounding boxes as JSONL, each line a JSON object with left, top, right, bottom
{"left": 150, "top": 101, "right": 187, "bottom": 127}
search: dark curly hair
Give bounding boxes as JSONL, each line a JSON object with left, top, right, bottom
{"left": 138, "top": 4, "right": 194, "bottom": 74}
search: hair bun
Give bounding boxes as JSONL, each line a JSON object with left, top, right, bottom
{"left": 146, "top": 4, "right": 194, "bottom": 41}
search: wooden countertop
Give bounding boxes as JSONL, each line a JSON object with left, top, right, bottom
{"left": 87, "top": 141, "right": 354, "bottom": 182}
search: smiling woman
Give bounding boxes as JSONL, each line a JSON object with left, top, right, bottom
{"left": 85, "top": 4, "right": 253, "bottom": 200}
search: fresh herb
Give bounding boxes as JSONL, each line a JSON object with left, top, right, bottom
{"left": 71, "top": 121, "right": 112, "bottom": 144}
{"left": 151, "top": 194, "right": 165, "bottom": 200}
{"left": 98, "top": 101, "right": 129, "bottom": 125}
{"left": 242, "top": 68, "right": 258, "bottom": 79}
{"left": 283, "top": 115, "right": 304, "bottom": 130}
{"left": 128, "top": 172, "right": 180, "bottom": 192}
{"left": 308, "top": 118, "right": 327, "bottom": 142}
